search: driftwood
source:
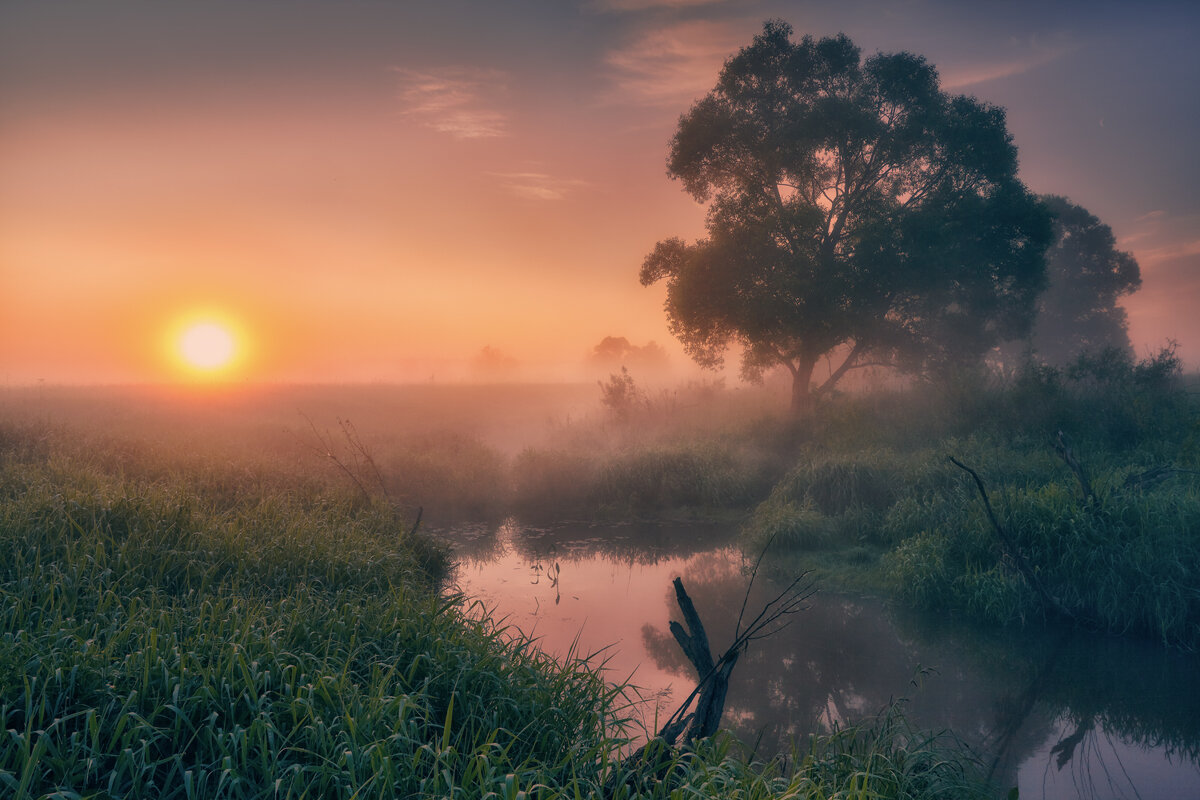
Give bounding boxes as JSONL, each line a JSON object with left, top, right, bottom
{"left": 659, "top": 560, "right": 813, "bottom": 748}
{"left": 657, "top": 577, "right": 740, "bottom": 745}
{"left": 608, "top": 554, "right": 813, "bottom": 793}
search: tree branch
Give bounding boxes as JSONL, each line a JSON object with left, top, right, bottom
{"left": 948, "top": 456, "right": 1077, "bottom": 622}
{"left": 1123, "top": 465, "right": 1200, "bottom": 492}
{"left": 769, "top": 180, "right": 802, "bottom": 256}
{"left": 813, "top": 341, "right": 867, "bottom": 397}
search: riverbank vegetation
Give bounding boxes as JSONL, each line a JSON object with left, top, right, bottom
{"left": 0, "top": 420, "right": 994, "bottom": 798}
{"left": 741, "top": 346, "right": 1200, "bottom": 649}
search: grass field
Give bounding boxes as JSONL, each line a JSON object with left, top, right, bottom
{"left": 0, "top": 416, "right": 992, "bottom": 799}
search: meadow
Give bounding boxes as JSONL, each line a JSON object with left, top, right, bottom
{"left": 1, "top": 349, "right": 1196, "bottom": 797}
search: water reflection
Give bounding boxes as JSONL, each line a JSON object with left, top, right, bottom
{"left": 437, "top": 520, "right": 1200, "bottom": 800}
{"left": 900, "top": 612, "right": 1200, "bottom": 800}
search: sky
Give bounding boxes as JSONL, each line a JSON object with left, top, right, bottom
{"left": 1, "top": 0, "right": 1198, "bottom": 384}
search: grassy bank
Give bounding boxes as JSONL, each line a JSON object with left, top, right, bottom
{"left": 742, "top": 351, "right": 1200, "bottom": 649}
{"left": 0, "top": 426, "right": 613, "bottom": 797}
{"left": 0, "top": 421, "right": 993, "bottom": 798}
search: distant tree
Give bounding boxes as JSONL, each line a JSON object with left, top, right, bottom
{"left": 1026, "top": 195, "right": 1141, "bottom": 366}
{"left": 588, "top": 336, "right": 668, "bottom": 371}
{"left": 640, "top": 21, "right": 1053, "bottom": 413}
{"left": 471, "top": 345, "right": 518, "bottom": 379}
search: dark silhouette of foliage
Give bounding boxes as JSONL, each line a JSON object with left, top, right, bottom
{"left": 1024, "top": 195, "right": 1141, "bottom": 365}
{"left": 640, "top": 20, "right": 1053, "bottom": 413}
{"left": 588, "top": 335, "right": 668, "bottom": 371}
{"left": 471, "top": 345, "right": 518, "bottom": 378}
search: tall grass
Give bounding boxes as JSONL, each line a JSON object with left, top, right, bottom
{"left": 0, "top": 435, "right": 619, "bottom": 798}
{"left": 0, "top": 421, "right": 994, "bottom": 798}
{"left": 885, "top": 472, "right": 1200, "bottom": 646}
{"left": 604, "top": 711, "right": 991, "bottom": 800}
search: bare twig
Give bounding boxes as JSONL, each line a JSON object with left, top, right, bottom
{"left": 297, "top": 412, "right": 376, "bottom": 502}
{"left": 735, "top": 531, "right": 778, "bottom": 640}
{"left": 294, "top": 413, "right": 395, "bottom": 505}
{"left": 337, "top": 417, "right": 391, "bottom": 502}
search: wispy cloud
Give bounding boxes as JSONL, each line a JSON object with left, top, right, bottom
{"left": 605, "top": 20, "right": 745, "bottom": 107}
{"left": 1117, "top": 210, "right": 1168, "bottom": 247}
{"left": 589, "top": 0, "right": 733, "bottom": 11}
{"left": 1120, "top": 211, "right": 1200, "bottom": 267}
{"left": 488, "top": 172, "right": 590, "bottom": 201}
{"left": 1131, "top": 237, "right": 1200, "bottom": 268}
{"left": 941, "top": 41, "right": 1076, "bottom": 90}
{"left": 393, "top": 67, "right": 508, "bottom": 139}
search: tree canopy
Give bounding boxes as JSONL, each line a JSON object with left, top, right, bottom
{"left": 588, "top": 336, "right": 668, "bottom": 372}
{"left": 1027, "top": 195, "right": 1141, "bottom": 366}
{"left": 640, "top": 21, "right": 1053, "bottom": 412}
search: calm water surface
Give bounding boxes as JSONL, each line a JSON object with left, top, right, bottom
{"left": 438, "top": 521, "right": 1200, "bottom": 800}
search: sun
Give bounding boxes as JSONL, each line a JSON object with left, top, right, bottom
{"left": 168, "top": 314, "right": 246, "bottom": 379}
{"left": 180, "top": 322, "right": 236, "bottom": 369}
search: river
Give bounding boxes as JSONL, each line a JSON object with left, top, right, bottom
{"left": 438, "top": 520, "right": 1200, "bottom": 800}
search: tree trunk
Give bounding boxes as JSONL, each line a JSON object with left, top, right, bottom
{"left": 790, "top": 359, "right": 816, "bottom": 415}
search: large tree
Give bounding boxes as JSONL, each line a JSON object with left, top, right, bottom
{"left": 1027, "top": 195, "right": 1141, "bottom": 366}
{"left": 640, "top": 21, "right": 1053, "bottom": 412}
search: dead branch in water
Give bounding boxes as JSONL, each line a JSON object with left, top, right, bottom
{"left": 610, "top": 548, "right": 813, "bottom": 792}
